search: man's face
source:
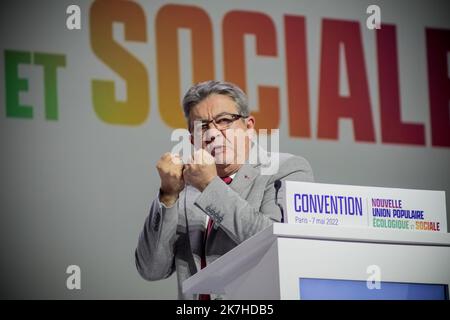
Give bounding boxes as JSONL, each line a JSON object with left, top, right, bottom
{"left": 189, "top": 94, "right": 255, "bottom": 165}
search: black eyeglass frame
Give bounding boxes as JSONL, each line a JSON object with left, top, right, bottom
{"left": 190, "top": 112, "right": 247, "bottom": 133}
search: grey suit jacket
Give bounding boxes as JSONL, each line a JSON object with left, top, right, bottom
{"left": 135, "top": 152, "right": 314, "bottom": 299}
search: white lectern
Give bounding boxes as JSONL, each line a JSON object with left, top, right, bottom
{"left": 183, "top": 223, "right": 450, "bottom": 299}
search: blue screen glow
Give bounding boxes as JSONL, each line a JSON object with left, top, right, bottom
{"left": 299, "top": 278, "right": 448, "bottom": 300}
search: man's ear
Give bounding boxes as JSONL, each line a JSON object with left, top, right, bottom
{"left": 246, "top": 115, "right": 256, "bottom": 129}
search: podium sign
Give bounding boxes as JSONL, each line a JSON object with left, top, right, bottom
{"left": 284, "top": 181, "right": 447, "bottom": 233}
{"left": 183, "top": 223, "right": 450, "bottom": 299}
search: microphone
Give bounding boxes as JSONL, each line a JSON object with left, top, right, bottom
{"left": 274, "top": 180, "right": 284, "bottom": 223}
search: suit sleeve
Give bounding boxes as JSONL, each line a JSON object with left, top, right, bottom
{"left": 135, "top": 194, "right": 179, "bottom": 281}
{"left": 194, "top": 155, "right": 314, "bottom": 244}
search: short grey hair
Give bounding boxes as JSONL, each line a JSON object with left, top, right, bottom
{"left": 182, "top": 80, "right": 250, "bottom": 122}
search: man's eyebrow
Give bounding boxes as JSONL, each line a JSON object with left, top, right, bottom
{"left": 213, "top": 112, "right": 230, "bottom": 117}
{"left": 192, "top": 112, "right": 230, "bottom": 122}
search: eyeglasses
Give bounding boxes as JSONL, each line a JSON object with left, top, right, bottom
{"left": 191, "top": 112, "right": 246, "bottom": 133}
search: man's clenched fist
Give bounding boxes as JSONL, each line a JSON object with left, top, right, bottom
{"left": 183, "top": 149, "right": 217, "bottom": 192}
{"left": 156, "top": 153, "right": 185, "bottom": 207}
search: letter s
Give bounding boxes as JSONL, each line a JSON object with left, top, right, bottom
{"left": 90, "top": 0, "right": 149, "bottom": 125}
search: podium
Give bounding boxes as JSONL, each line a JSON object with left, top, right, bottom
{"left": 183, "top": 223, "right": 450, "bottom": 299}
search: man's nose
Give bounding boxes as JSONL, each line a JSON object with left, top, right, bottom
{"left": 204, "top": 127, "right": 222, "bottom": 144}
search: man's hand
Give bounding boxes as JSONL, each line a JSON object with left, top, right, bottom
{"left": 183, "top": 149, "right": 217, "bottom": 192}
{"left": 156, "top": 153, "right": 185, "bottom": 207}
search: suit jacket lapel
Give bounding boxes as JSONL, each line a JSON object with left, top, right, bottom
{"left": 186, "top": 161, "right": 262, "bottom": 272}
{"left": 229, "top": 163, "right": 260, "bottom": 198}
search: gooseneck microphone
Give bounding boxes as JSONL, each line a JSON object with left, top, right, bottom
{"left": 274, "top": 180, "right": 284, "bottom": 223}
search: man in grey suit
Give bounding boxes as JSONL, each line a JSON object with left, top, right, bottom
{"left": 135, "top": 80, "right": 314, "bottom": 299}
